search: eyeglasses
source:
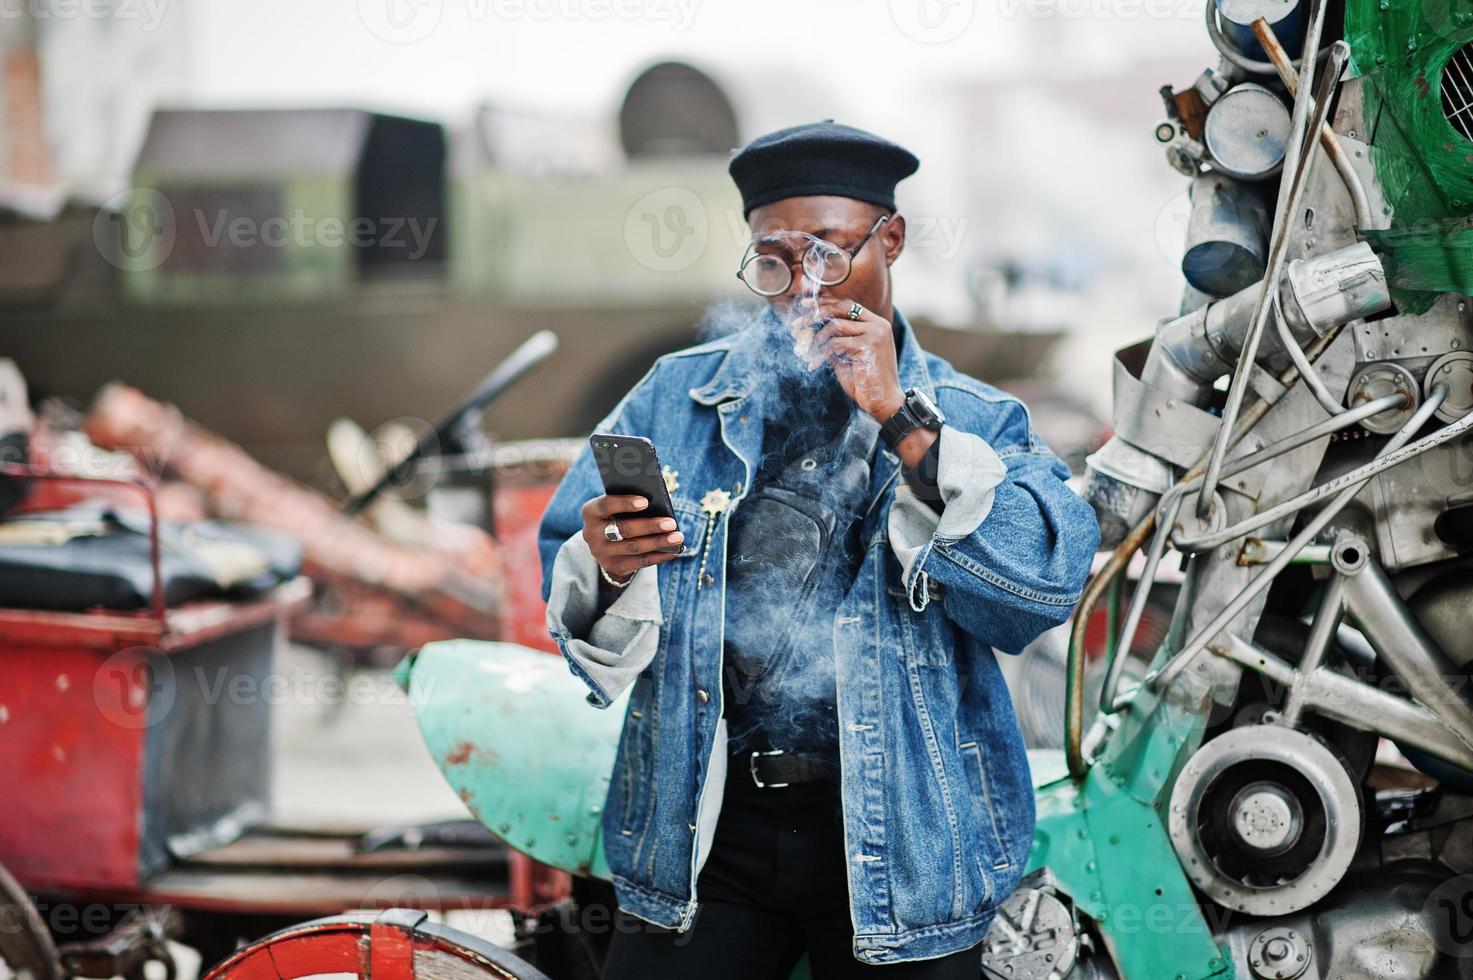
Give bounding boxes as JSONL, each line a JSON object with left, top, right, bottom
{"left": 735, "top": 214, "right": 890, "bottom": 297}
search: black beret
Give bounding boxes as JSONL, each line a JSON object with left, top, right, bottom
{"left": 728, "top": 120, "right": 920, "bottom": 218}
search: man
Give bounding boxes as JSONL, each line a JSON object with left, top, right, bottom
{"left": 538, "top": 121, "right": 1099, "bottom": 977}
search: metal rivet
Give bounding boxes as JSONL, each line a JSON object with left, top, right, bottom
{"left": 701, "top": 573, "right": 715, "bottom": 587}
{"left": 696, "top": 688, "right": 710, "bottom": 703}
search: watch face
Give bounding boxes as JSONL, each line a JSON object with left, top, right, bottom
{"left": 909, "top": 389, "right": 945, "bottom": 427}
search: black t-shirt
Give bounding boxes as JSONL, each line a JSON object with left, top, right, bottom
{"left": 720, "top": 376, "right": 877, "bottom": 768}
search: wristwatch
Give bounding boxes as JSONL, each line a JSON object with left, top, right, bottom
{"left": 880, "top": 388, "right": 946, "bottom": 450}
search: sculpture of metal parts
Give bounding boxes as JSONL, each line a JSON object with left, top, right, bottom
{"left": 1025, "top": 0, "right": 1473, "bottom": 974}
{"left": 396, "top": 640, "right": 625, "bottom": 878}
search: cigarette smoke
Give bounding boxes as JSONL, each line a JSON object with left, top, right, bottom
{"left": 695, "top": 276, "right": 879, "bottom": 759}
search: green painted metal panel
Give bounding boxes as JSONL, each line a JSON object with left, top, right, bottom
{"left": 1028, "top": 652, "right": 1229, "bottom": 979}
{"left": 1347, "top": 0, "right": 1473, "bottom": 307}
{"left": 400, "top": 639, "right": 625, "bottom": 877}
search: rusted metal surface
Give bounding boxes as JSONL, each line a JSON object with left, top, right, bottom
{"left": 0, "top": 581, "right": 303, "bottom": 893}
{"left": 202, "top": 909, "right": 549, "bottom": 980}
{"left": 180, "top": 827, "right": 506, "bottom": 873}
{"left": 84, "top": 384, "right": 505, "bottom": 647}
{"left": 0, "top": 578, "right": 309, "bottom": 651}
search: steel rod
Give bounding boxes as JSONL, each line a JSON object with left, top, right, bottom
{"left": 1176, "top": 387, "right": 1467, "bottom": 551}
{"left": 1281, "top": 573, "right": 1345, "bottom": 725}
{"left": 1217, "top": 633, "right": 1473, "bottom": 770}
{"left": 1341, "top": 561, "right": 1473, "bottom": 751}
{"left": 1252, "top": 19, "right": 1373, "bottom": 229}
{"left": 1099, "top": 390, "right": 1404, "bottom": 713}
{"left": 1196, "top": 27, "right": 1340, "bottom": 519}
{"left": 1152, "top": 385, "right": 1451, "bottom": 692}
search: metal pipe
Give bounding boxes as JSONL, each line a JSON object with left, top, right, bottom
{"left": 1341, "top": 561, "right": 1473, "bottom": 751}
{"left": 1197, "top": 32, "right": 1343, "bottom": 519}
{"left": 1216, "top": 633, "right": 1473, "bottom": 770}
{"left": 1238, "top": 541, "right": 1334, "bottom": 564}
{"left": 1066, "top": 321, "right": 1351, "bottom": 774}
{"left": 1281, "top": 573, "right": 1345, "bottom": 725}
{"left": 1152, "top": 385, "right": 1451, "bottom": 691}
{"left": 1177, "top": 385, "right": 1467, "bottom": 551}
{"left": 1252, "top": 18, "right": 1373, "bottom": 230}
{"left": 1273, "top": 283, "right": 1345, "bottom": 416}
{"left": 1099, "top": 390, "right": 1403, "bottom": 713}
{"left": 1205, "top": 0, "right": 1327, "bottom": 77}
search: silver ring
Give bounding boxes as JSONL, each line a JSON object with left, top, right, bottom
{"left": 603, "top": 521, "right": 624, "bottom": 543}
{"left": 847, "top": 302, "right": 864, "bottom": 321}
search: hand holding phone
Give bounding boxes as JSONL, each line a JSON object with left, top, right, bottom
{"left": 583, "top": 434, "right": 686, "bottom": 582}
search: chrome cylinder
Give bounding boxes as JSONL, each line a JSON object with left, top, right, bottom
{"left": 1182, "top": 174, "right": 1270, "bottom": 297}
{"left": 1204, "top": 83, "right": 1292, "bottom": 181}
{"left": 1146, "top": 242, "right": 1393, "bottom": 399}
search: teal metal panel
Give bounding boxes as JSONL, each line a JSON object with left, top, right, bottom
{"left": 399, "top": 640, "right": 626, "bottom": 877}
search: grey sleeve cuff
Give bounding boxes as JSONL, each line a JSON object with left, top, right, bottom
{"left": 544, "top": 531, "right": 663, "bottom": 708}
{"left": 887, "top": 425, "right": 1008, "bottom": 612}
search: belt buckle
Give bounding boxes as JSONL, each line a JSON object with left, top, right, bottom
{"left": 750, "top": 748, "right": 788, "bottom": 789}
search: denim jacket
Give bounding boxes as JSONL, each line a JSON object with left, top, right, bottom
{"left": 537, "top": 310, "right": 1099, "bottom": 965}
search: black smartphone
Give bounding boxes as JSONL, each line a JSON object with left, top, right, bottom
{"left": 589, "top": 433, "right": 682, "bottom": 553}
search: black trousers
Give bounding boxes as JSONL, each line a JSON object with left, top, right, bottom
{"left": 601, "top": 759, "right": 982, "bottom": 979}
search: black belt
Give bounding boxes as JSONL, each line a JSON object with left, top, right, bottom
{"left": 742, "top": 748, "right": 832, "bottom": 789}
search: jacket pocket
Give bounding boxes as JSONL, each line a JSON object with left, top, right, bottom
{"left": 959, "top": 738, "right": 1014, "bottom": 875}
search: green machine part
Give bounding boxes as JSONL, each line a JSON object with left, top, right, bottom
{"left": 398, "top": 640, "right": 624, "bottom": 878}
{"left": 401, "top": 640, "right": 818, "bottom": 980}
{"left": 1026, "top": 688, "right": 1233, "bottom": 980}
{"left": 1348, "top": 0, "right": 1473, "bottom": 307}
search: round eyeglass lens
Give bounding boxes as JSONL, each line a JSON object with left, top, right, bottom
{"left": 804, "top": 244, "right": 850, "bottom": 286}
{"left": 741, "top": 253, "right": 793, "bottom": 295}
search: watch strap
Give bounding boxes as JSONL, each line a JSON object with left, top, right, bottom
{"left": 880, "top": 401, "right": 921, "bottom": 449}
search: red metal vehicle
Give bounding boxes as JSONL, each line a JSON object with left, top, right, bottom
{"left": 0, "top": 335, "right": 574, "bottom": 980}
